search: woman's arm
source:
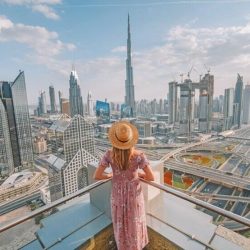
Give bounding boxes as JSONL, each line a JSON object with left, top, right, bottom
{"left": 139, "top": 165, "right": 155, "bottom": 181}
{"left": 93, "top": 166, "right": 113, "bottom": 180}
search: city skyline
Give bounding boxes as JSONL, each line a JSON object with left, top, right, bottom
{"left": 2, "top": 1, "right": 250, "bottom": 104}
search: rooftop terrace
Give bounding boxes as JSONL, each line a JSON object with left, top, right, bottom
{"left": 0, "top": 162, "right": 249, "bottom": 250}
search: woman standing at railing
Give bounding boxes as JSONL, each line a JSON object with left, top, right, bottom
{"left": 94, "top": 120, "right": 155, "bottom": 250}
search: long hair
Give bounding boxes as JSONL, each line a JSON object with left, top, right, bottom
{"left": 111, "top": 147, "right": 133, "bottom": 171}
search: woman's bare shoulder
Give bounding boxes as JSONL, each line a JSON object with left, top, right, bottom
{"left": 106, "top": 148, "right": 112, "bottom": 156}
{"left": 132, "top": 149, "right": 144, "bottom": 157}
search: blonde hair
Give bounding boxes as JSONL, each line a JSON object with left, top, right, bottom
{"left": 112, "top": 147, "right": 133, "bottom": 171}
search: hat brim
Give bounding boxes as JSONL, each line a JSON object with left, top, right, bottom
{"left": 108, "top": 121, "right": 138, "bottom": 149}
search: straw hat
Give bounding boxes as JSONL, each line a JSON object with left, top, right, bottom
{"left": 108, "top": 121, "right": 138, "bottom": 149}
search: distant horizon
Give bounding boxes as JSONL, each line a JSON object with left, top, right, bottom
{"left": 2, "top": 1, "right": 250, "bottom": 104}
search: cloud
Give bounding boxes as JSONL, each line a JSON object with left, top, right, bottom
{"left": 81, "top": 20, "right": 250, "bottom": 101}
{"left": 3, "top": 13, "right": 250, "bottom": 103}
{"left": 0, "top": 0, "right": 61, "bottom": 20}
{"left": 111, "top": 46, "right": 126, "bottom": 53}
{"left": 31, "top": 4, "right": 59, "bottom": 20}
{"left": 0, "top": 15, "right": 75, "bottom": 56}
{"left": 0, "top": 14, "right": 76, "bottom": 91}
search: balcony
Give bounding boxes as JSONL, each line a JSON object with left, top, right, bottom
{"left": 0, "top": 163, "right": 249, "bottom": 250}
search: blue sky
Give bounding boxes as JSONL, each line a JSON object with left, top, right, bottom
{"left": 1, "top": 0, "right": 250, "bottom": 105}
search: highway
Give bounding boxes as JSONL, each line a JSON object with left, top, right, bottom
{"left": 160, "top": 137, "right": 218, "bottom": 162}
{"left": 165, "top": 160, "right": 250, "bottom": 190}
{"left": 0, "top": 191, "right": 41, "bottom": 216}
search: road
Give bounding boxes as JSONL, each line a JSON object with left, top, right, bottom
{"left": 165, "top": 160, "right": 250, "bottom": 190}
{"left": 0, "top": 191, "right": 41, "bottom": 216}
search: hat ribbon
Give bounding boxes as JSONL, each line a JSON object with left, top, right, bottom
{"left": 115, "top": 132, "right": 131, "bottom": 143}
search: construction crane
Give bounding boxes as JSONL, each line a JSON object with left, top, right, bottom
{"left": 191, "top": 67, "right": 202, "bottom": 82}
{"left": 204, "top": 64, "right": 211, "bottom": 74}
{"left": 187, "top": 65, "right": 194, "bottom": 79}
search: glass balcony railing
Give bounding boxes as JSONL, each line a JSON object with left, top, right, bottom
{"left": 0, "top": 165, "right": 250, "bottom": 250}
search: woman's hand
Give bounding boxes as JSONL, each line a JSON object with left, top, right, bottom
{"left": 140, "top": 165, "right": 155, "bottom": 181}
{"left": 106, "top": 172, "right": 113, "bottom": 179}
{"left": 138, "top": 172, "right": 146, "bottom": 179}
{"left": 93, "top": 166, "right": 113, "bottom": 180}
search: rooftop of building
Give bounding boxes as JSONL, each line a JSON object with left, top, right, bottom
{"left": 0, "top": 171, "right": 35, "bottom": 190}
{"left": 45, "top": 154, "right": 66, "bottom": 171}
{"left": 49, "top": 118, "right": 71, "bottom": 132}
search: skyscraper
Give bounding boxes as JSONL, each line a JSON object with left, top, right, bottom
{"left": 0, "top": 98, "right": 14, "bottom": 175}
{"left": 49, "top": 85, "right": 56, "bottom": 113}
{"left": 233, "top": 74, "right": 243, "bottom": 128}
{"left": 243, "top": 85, "right": 250, "bottom": 124}
{"left": 87, "top": 91, "right": 94, "bottom": 116}
{"left": 69, "top": 68, "right": 84, "bottom": 117}
{"left": 10, "top": 72, "right": 34, "bottom": 169}
{"left": 198, "top": 73, "right": 214, "bottom": 133}
{"left": 223, "top": 88, "right": 234, "bottom": 130}
{"left": 39, "top": 90, "right": 47, "bottom": 114}
{"left": 0, "top": 81, "right": 21, "bottom": 168}
{"left": 168, "top": 81, "right": 178, "bottom": 124}
{"left": 125, "top": 14, "right": 135, "bottom": 117}
{"left": 58, "top": 90, "right": 62, "bottom": 113}
{"left": 61, "top": 98, "right": 70, "bottom": 116}
{"left": 179, "top": 80, "right": 195, "bottom": 135}
{"left": 0, "top": 71, "right": 33, "bottom": 171}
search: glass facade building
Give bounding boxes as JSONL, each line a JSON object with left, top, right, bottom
{"left": 243, "top": 85, "right": 250, "bottom": 124}
{"left": 233, "top": 74, "right": 244, "bottom": 128}
{"left": 49, "top": 85, "right": 57, "bottom": 113}
{"left": 69, "top": 70, "right": 84, "bottom": 117}
{"left": 11, "top": 72, "right": 34, "bottom": 169}
{"left": 223, "top": 88, "right": 234, "bottom": 130}
{"left": 0, "top": 72, "right": 33, "bottom": 172}
{"left": 0, "top": 98, "right": 14, "bottom": 175}
{"left": 0, "top": 81, "right": 21, "bottom": 168}
{"left": 96, "top": 100, "right": 110, "bottom": 124}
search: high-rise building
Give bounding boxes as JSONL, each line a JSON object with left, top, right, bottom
{"left": 87, "top": 91, "right": 94, "bottom": 116}
{"left": 0, "top": 98, "right": 14, "bottom": 175}
{"left": 0, "top": 81, "right": 21, "bottom": 168}
{"left": 243, "top": 84, "right": 250, "bottom": 124}
{"left": 168, "top": 73, "right": 214, "bottom": 135}
{"left": 47, "top": 115, "right": 97, "bottom": 201}
{"left": 49, "top": 85, "right": 56, "bottom": 113}
{"left": 125, "top": 14, "right": 136, "bottom": 117}
{"left": 11, "top": 72, "right": 34, "bottom": 169}
{"left": 61, "top": 98, "right": 70, "bottom": 116}
{"left": 198, "top": 74, "right": 214, "bottom": 133}
{"left": 58, "top": 90, "right": 62, "bottom": 113}
{"left": 179, "top": 80, "right": 195, "bottom": 135}
{"left": 219, "top": 95, "right": 224, "bottom": 113}
{"left": 168, "top": 81, "right": 178, "bottom": 124}
{"left": 213, "top": 97, "right": 220, "bottom": 112}
{"left": 38, "top": 90, "right": 47, "bottom": 114}
{"left": 223, "top": 88, "right": 234, "bottom": 130}
{"left": 233, "top": 74, "right": 243, "bottom": 128}
{"left": 69, "top": 68, "right": 84, "bottom": 117}
{"left": 135, "top": 121, "right": 152, "bottom": 138}
{"left": 0, "top": 71, "right": 33, "bottom": 171}
{"left": 150, "top": 99, "right": 157, "bottom": 115}
{"left": 158, "top": 99, "right": 164, "bottom": 114}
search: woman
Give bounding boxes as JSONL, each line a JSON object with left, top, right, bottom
{"left": 94, "top": 121, "right": 155, "bottom": 250}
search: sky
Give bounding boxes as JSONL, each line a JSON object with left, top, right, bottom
{"left": 1, "top": 0, "right": 250, "bottom": 105}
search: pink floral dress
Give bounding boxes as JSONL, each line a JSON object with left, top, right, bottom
{"left": 99, "top": 149, "right": 149, "bottom": 250}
